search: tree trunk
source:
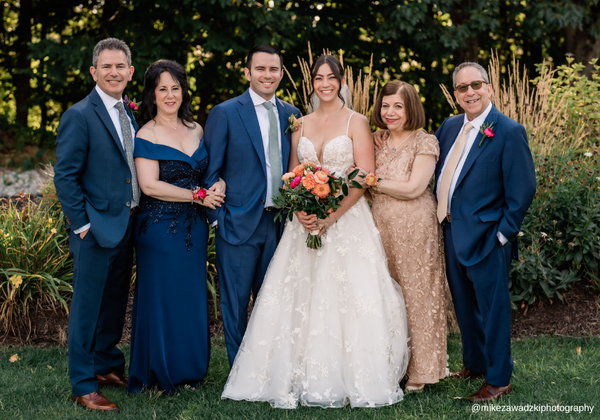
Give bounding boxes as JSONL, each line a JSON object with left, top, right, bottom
{"left": 565, "top": 25, "right": 600, "bottom": 78}
{"left": 14, "top": 0, "right": 33, "bottom": 128}
{"left": 450, "top": 5, "right": 480, "bottom": 66}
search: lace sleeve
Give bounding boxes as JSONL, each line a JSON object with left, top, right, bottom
{"left": 415, "top": 131, "right": 440, "bottom": 160}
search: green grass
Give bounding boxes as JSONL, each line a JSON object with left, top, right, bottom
{"left": 0, "top": 334, "right": 598, "bottom": 419}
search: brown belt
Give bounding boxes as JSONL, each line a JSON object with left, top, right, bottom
{"left": 130, "top": 207, "right": 137, "bottom": 216}
{"left": 445, "top": 214, "right": 451, "bottom": 223}
{"left": 264, "top": 206, "right": 276, "bottom": 212}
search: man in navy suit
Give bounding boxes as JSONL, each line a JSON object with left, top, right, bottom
{"left": 435, "top": 62, "right": 536, "bottom": 402}
{"left": 54, "top": 38, "right": 138, "bottom": 412}
{"left": 204, "top": 45, "right": 301, "bottom": 366}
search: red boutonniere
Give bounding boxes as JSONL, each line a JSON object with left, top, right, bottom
{"left": 478, "top": 123, "right": 495, "bottom": 147}
{"left": 285, "top": 113, "right": 301, "bottom": 134}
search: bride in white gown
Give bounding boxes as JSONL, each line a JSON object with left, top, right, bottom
{"left": 221, "top": 55, "right": 410, "bottom": 409}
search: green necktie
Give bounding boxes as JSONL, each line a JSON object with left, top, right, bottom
{"left": 115, "top": 101, "right": 140, "bottom": 207}
{"left": 262, "top": 101, "right": 281, "bottom": 200}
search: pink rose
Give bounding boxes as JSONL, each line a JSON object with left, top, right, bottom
{"left": 193, "top": 188, "right": 207, "bottom": 201}
{"left": 290, "top": 176, "right": 302, "bottom": 189}
{"left": 314, "top": 170, "right": 329, "bottom": 184}
{"left": 134, "top": 105, "right": 139, "bottom": 110}
{"left": 484, "top": 127, "right": 494, "bottom": 137}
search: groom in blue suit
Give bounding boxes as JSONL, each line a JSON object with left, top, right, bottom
{"left": 54, "top": 38, "right": 138, "bottom": 411}
{"left": 435, "top": 62, "right": 536, "bottom": 402}
{"left": 204, "top": 45, "right": 301, "bottom": 366}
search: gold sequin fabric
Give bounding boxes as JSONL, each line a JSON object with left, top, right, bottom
{"left": 371, "top": 130, "right": 448, "bottom": 384}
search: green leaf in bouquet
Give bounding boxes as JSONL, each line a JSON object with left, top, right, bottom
{"left": 342, "top": 183, "right": 348, "bottom": 196}
{"left": 347, "top": 168, "right": 360, "bottom": 180}
{"left": 351, "top": 180, "right": 364, "bottom": 189}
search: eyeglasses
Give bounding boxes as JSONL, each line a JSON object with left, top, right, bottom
{"left": 455, "top": 81, "right": 487, "bottom": 93}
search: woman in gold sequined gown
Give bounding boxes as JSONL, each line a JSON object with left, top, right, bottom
{"left": 354, "top": 81, "right": 448, "bottom": 392}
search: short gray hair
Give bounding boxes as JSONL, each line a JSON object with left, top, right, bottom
{"left": 452, "top": 62, "right": 489, "bottom": 89}
{"left": 92, "top": 38, "right": 132, "bottom": 68}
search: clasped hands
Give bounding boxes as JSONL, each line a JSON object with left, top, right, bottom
{"left": 296, "top": 211, "right": 336, "bottom": 237}
{"left": 194, "top": 178, "right": 226, "bottom": 210}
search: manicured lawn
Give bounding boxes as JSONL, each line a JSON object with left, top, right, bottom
{"left": 1, "top": 334, "right": 598, "bottom": 419}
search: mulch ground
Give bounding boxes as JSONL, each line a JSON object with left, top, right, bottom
{"left": 2, "top": 279, "right": 599, "bottom": 348}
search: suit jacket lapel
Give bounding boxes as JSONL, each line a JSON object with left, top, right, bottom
{"left": 237, "top": 90, "right": 267, "bottom": 176}
{"left": 276, "top": 98, "right": 291, "bottom": 173}
{"left": 90, "top": 89, "right": 127, "bottom": 161}
{"left": 455, "top": 105, "right": 500, "bottom": 188}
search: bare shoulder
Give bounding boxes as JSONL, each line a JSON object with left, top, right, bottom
{"left": 137, "top": 122, "right": 158, "bottom": 143}
{"left": 191, "top": 121, "right": 204, "bottom": 139}
{"left": 348, "top": 111, "right": 371, "bottom": 137}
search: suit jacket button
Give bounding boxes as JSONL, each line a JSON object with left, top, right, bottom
{"left": 261, "top": 200, "right": 265, "bottom": 204}
{"left": 126, "top": 178, "right": 131, "bottom": 183}
{"left": 126, "top": 202, "right": 131, "bottom": 207}
{"left": 264, "top": 177, "right": 267, "bottom": 181}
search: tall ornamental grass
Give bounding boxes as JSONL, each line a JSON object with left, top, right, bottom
{"left": 0, "top": 195, "right": 73, "bottom": 339}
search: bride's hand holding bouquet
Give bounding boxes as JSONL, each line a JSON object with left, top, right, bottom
{"left": 273, "top": 161, "right": 348, "bottom": 249}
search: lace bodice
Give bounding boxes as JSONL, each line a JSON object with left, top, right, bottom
{"left": 297, "top": 135, "right": 354, "bottom": 177}
{"left": 296, "top": 112, "right": 356, "bottom": 177}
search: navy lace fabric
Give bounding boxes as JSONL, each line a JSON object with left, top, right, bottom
{"left": 133, "top": 138, "right": 209, "bottom": 252}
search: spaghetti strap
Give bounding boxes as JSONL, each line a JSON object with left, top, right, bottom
{"left": 300, "top": 116, "right": 305, "bottom": 137}
{"left": 346, "top": 112, "right": 355, "bottom": 136}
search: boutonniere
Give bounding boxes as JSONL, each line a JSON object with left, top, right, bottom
{"left": 478, "top": 122, "right": 495, "bottom": 147}
{"left": 124, "top": 95, "right": 142, "bottom": 115}
{"left": 285, "top": 113, "right": 301, "bottom": 134}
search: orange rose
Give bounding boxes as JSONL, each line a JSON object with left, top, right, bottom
{"left": 282, "top": 172, "right": 296, "bottom": 181}
{"left": 312, "top": 183, "right": 331, "bottom": 198}
{"left": 314, "top": 170, "right": 329, "bottom": 184}
{"left": 293, "top": 164, "right": 305, "bottom": 178}
{"left": 302, "top": 173, "right": 317, "bottom": 190}
{"left": 365, "top": 173, "right": 379, "bottom": 187}
{"left": 303, "top": 161, "right": 317, "bottom": 168}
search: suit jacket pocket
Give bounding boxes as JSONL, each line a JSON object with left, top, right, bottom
{"left": 478, "top": 210, "right": 503, "bottom": 222}
{"left": 225, "top": 192, "right": 243, "bottom": 207}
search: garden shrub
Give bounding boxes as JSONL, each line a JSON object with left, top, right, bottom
{"left": 0, "top": 195, "right": 73, "bottom": 337}
{"left": 510, "top": 150, "right": 599, "bottom": 305}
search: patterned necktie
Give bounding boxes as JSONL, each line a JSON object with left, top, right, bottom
{"left": 115, "top": 101, "right": 140, "bottom": 207}
{"left": 436, "top": 122, "right": 474, "bottom": 223}
{"left": 262, "top": 101, "right": 282, "bottom": 200}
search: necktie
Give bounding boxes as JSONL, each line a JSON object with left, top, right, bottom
{"left": 436, "top": 122, "right": 474, "bottom": 223}
{"left": 115, "top": 101, "right": 140, "bottom": 207}
{"left": 262, "top": 101, "right": 282, "bottom": 200}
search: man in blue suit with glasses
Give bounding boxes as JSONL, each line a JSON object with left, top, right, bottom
{"left": 435, "top": 62, "right": 536, "bottom": 402}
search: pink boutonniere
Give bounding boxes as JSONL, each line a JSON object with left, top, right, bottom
{"left": 124, "top": 95, "right": 141, "bottom": 115}
{"left": 285, "top": 113, "right": 301, "bottom": 134}
{"left": 478, "top": 122, "right": 495, "bottom": 147}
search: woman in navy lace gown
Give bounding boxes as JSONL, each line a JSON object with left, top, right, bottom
{"left": 128, "top": 60, "right": 225, "bottom": 394}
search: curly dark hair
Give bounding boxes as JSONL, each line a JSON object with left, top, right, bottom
{"left": 308, "top": 55, "right": 346, "bottom": 107}
{"left": 138, "top": 60, "right": 195, "bottom": 129}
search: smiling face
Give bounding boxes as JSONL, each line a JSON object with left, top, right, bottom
{"left": 244, "top": 52, "right": 283, "bottom": 101}
{"left": 453, "top": 66, "right": 493, "bottom": 121}
{"left": 380, "top": 92, "right": 408, "bottom": 132}
{"left": 154, "top": 71, "right": 182, "bottom": 117}
{"left": 313, "top": 63, "right": 345, "bottom": 103}
{"left": 90, "top": 49, "right": 134, "bottom": 100}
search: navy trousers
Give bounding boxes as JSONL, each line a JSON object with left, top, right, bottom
{"left": 216, "top": 210, "right": 281, "bottom": 367}
{"left": 444, "top": 222, "right": 513, "bottom": 387}
{"left": 68, "top": 220, "right": 133, "bottom": 396}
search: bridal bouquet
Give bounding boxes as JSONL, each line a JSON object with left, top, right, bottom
{"left": 273, "top": 161, "right": 348, "bottom": 249}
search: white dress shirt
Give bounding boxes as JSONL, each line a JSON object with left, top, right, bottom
{"left": 248, "top": 87, "right": 283, "bottom": 207}
{"left": 74, "top": 85, "right": 136, "bottom": 234}
{"left": 436, "top": 102, "right": 507, "bottom": 245}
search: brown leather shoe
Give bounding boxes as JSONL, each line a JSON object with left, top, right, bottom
{"left": 97, "top": 370, "right": 128, "bottom": 388}
{"left": 468, "top": 382, "right": 513, "bottom": 402}
{"left": 450, "top": 366, "right": 486, "bottom": 379}
{"left": 72, "top": 390, "right": 119, "bottom": 411}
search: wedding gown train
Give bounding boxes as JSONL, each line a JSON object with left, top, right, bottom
{"left": 221, "top": 114, "right": 411, "bottom": 408}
